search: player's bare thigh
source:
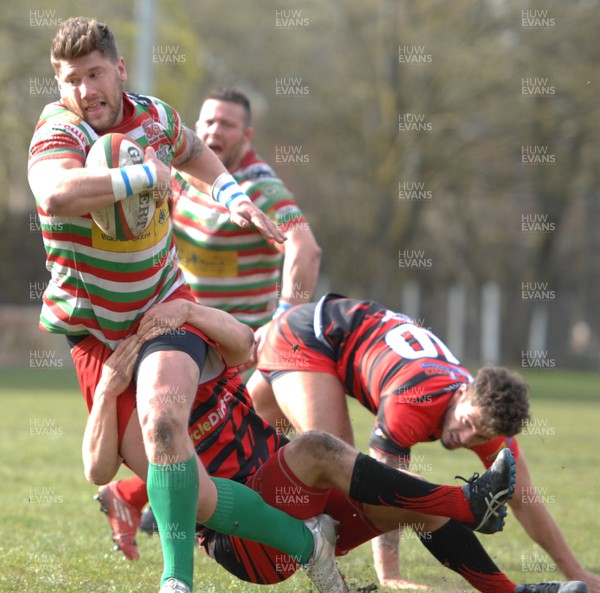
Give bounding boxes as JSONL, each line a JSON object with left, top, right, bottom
{"left": 270, "top": 370, "right": 354, "bottom": 445}
{"left": 246, "top": 370, "right": 288, "bottom": 430}
{"left": 135, "top": 349, "right": 199, "bottom": 462}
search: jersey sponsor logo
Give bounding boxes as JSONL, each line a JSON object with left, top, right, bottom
{"left": 142, "top": 118, "right": 167, "bottom": 145}
{"left": 177, "top": 238, "right": 239, "bottom": 278}
{"left": 91, "top": 202, "right": 170, "bottom": 252}
{"left": 51, "top": 122, "right": 90, "bottom": 149}
{"left": 190, "top": 391, "right": 234, "bottom": 441}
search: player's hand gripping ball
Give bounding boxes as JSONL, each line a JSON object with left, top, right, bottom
{"left": 86, "top": 133, "right": 156, "bottom": 240}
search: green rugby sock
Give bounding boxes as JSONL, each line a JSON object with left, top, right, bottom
{"left": 147, "top": 456, "right": 199, "bottom": 588}
{"left": 204, "top": 477, "right": 314, "bottom": 564}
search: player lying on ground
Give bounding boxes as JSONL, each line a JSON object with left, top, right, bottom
{"left": 86, "top": 299, "right": 587, "bottom": 593}
{"left": 246, "top": 292, "right": 600, "bottom": 593}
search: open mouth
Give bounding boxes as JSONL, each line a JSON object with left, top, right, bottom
{"left": 208, "top": 142, "right": 222, "bottom": 156}
{"left": 85, "top": 101, "right": 106, "bottom": 115}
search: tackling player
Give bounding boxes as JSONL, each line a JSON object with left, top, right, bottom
{"left": 85, "top": 298, "right": 587, "bottom": 593}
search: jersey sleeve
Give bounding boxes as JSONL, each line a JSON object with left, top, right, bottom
{"left": 252, "top": 179, "right": 307, "bottom": 232}
{"left": 139, "top": 93, "right": 187, "bottom": 165}
{"left": 28, "top": 113, "right": 91, "bottom": 169}
{"left": 369, "top": 391, "right": 449, "bottom": 457}
{"left": 146, "top": 95, "right": 187, "bottom": 163}
{"left": 469, "top": 436, "right": 521, "bottom": 468}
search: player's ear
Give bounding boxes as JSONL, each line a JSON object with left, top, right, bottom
{"left": 116, "top": 56, "right": 127, "bottom": 82}
{"left": 244, "top": 126, "right": 254, "bottom": 143}
{"left": 457, "top": 383, "right": 471, "bottom": 403}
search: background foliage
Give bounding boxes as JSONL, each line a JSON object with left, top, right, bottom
{"left": 1, "top": 0, "right": 600, "bottom": 368}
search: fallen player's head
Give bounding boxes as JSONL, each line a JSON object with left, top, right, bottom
{"left": 468, "top": 365, "right": 530, "bottom": 437}
{"left": 441, "top": 366, "right": 530, "bottom": 449}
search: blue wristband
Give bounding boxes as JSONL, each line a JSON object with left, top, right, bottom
{"left": 273, "top": 301, "right": 293, "bottom": 318}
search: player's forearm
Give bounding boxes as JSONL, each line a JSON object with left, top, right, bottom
{"left": 512, "top": 501, "right": 584, "bottom": 578}
{"left": 173, "top": 129, "right": 222, "bottom": 195}
{"left": 186, "top": 304, "right": 256, "bottom": 367}
{"left": 278, "top": 233, "right": 321, "bottom": 305}
{"left": 372, "top": 530, "right": 402, "bottom": 581}
{"left": 29, "top": 162, "right": 117, "bottom": 216}
{"left": 82, "top": 392, "right": 122, "bottom": 485}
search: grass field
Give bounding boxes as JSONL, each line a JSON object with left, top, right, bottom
{"left": 1, "top": 367, "right": 599, "bottom": 592}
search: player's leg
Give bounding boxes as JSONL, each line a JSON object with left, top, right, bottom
{"left": 282, "top": 429, "right": 515, "bottom": 534}
{"left": 95, "top": 474, "right": 148, "bottom": 558}
{"left": 119, "top": 388, "right": 347, "bottom": 593}
{"left": 135, "top": 330, "right": 204, "bottom": 592}
{"left": 237, "top": 447, "right": 511, "bottom": 593}
{"left": 266, "top": 370, "right": 355, "bottom": 445}
{"left": 246, "top": 370, "right": 291, "bottom": 435}
{"left": 362, "top": 505, "right": 517, "bottom": 593}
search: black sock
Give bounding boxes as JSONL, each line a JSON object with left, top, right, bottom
{"left": 349, "top": 453, "right": 470, "bottom": 520}
{"left": 420, "top": 520, "right": 515, "bottom": 593}
{"left": 350, "top": 452, "right": 440, "bottom": 502}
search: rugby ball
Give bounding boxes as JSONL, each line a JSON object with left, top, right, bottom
{"left": 86, "top": 133, "right": 155, "bottom": 240}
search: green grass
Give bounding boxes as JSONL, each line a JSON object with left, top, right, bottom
{"left": 1, "top": 368, "right": 599, "bottom": 592}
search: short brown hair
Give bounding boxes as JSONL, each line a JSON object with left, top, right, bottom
{"left": 51, "top": 17, "right": 119, "bottom": 73}
{"left": 203, "top": 87, "right": 252, "bottom": 126}
{"left": 467, "top": 366, "right": 530, "bottom": 437}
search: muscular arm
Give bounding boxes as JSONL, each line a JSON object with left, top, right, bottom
{"left": 509, "top": 452, "right": 600, "bottom": 592}
{"left": 28, "top": 148, "right": 172, "bottom": 216}
{"left": 82, "top": 336, "right": 141, "bottom": 484}
{"left": 275, "top": 224, "right": 322, "bottom": 306}
{"left": 173, "top": 128, "right": 285, "bottom": 243}
{"left": 28, "top": 158, "right": 117, "bottom": 216}
{"left": 171, "top": 127, "right": 220, "bottom": 195}
{"left": 248, "top": 224, "right": 321, "bottom": 369}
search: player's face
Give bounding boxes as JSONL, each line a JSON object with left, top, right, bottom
{"left": 440, "top": 388, "right": 494, "bottom": 450}
{"left": 196, "top": 99, "right": 252, "bottom": 171}
{"left": 55, "top": 51, "right": 127, "bottom": 134}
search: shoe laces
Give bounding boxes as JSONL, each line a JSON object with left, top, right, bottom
{"left": 455, "top": 472, "right": 481, "bottom": 492}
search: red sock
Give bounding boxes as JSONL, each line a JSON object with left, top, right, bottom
{"left": 114, "top": 475, "right": 148, "bottom": 513}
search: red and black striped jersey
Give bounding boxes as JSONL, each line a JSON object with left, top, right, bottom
{"left": 189, "top": 368, "right": 288, "bottom": 482}
{"left": 259, "top": 293, "right": 519, "bottom": 466}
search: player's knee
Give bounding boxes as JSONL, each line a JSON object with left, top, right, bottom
{"left": 141, "top": 412, "right": 181, "bottom": 452}
{"left": 296, "top": 429, "right": 346, "bottom": 463}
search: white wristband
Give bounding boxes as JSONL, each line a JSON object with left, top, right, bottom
{"left": 211, "top": 172, "right": 251, "bottom": 209}
{"left": 109, "top": 162, "right": 157, "bottom": 202}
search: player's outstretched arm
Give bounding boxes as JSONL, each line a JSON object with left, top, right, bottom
{"left": 275, "top": 223, "right": 322, "bottom": 307}
{"left": 82, "top": 335, "right": 141, "bottom": 484}
{"left": 509, "top": 452, "right": 600, "bottom": 592}
{"left": 136, "top": 299, "right": 255, "bottom": 368}
{"left": 173, "top": 127, "right": 286, "bottom": 244}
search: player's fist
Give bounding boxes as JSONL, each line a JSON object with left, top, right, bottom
{"left": 144, "top": 146, "right": 171, "bottom": 205}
